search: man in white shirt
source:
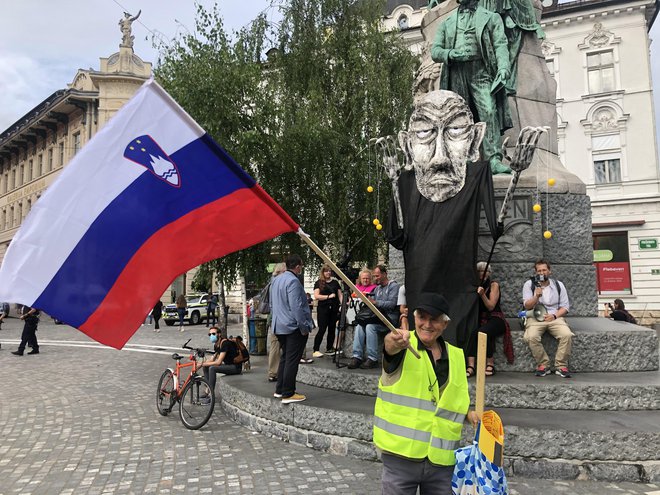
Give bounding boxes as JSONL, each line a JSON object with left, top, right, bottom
{"left": 521, "top": 259, "right": 574, "bottom": 378}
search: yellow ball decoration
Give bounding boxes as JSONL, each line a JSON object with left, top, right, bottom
{"left": 367, "top": 185, "right": 374, "bottom": 193}
{"left": 533, "top": 203, "right": 542, "bottom": 213}
{"left": 372, "top": 218, "right": 380, "bottom": 226}
{"left": 376, "top": 223, "right": 383, "bottom": 231}
{"left": 548, "top": 178, "right": 556, "bottom": 187}
{"left": 543, "top": 230, "right": 552, "bottom": 239}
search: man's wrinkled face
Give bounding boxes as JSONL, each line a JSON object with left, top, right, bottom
{"left": 403, "top": 92, "right": 480, "bottom": 203}
{"left": 414, "top": 309, "right": 449, "bottom": 348}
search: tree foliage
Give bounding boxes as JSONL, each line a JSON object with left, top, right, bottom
{"left": 155, "top": 0, "right": 417, "bottom": 289}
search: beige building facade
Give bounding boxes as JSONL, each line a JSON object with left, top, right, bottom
{"left": 542, "top": 0, "right": 660, "bottom": 320}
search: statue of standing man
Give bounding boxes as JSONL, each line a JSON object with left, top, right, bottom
{"left": 431, "top": 0, "right": 512, "bottom": 174}
{"left": 119, "top": 10, "right": 141, "bottom": 48}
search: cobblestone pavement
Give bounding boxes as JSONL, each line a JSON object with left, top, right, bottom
{"left": 1, "top": 318, "right": 659, "bottom": 494}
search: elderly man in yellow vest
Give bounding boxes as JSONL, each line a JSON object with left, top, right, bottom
{"left": 374, "top": 292, "right": 479, "bottom": 494}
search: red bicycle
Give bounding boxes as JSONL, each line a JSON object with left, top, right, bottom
{"left": 156, "top": 339, "right": 215, "bottom": 430}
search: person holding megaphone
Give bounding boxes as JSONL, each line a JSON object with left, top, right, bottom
{"left": 521, "top": 259, "right": 574, "bottom": 378}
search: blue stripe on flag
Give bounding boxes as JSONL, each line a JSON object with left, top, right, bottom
{"left": 34, "top": 134, "right": 255, "bottom": 326}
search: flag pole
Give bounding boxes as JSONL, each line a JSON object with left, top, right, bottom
{"left": 297, "top": 228, "right": 421, "bottom": 359}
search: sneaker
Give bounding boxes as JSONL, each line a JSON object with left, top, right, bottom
{"left": 347, "top": 357, "right": 362, "bottom": 369}
{"left": 27, "top": 350, "right": 40, "bottom": 355}
{"left": 324, "top": 348, "right": 336, "bottom": 355}
{"left": 535, "top": 365, "right": 551, "bottom": 377}
{"left": 299, "top": 358, "right": 313, "bottom": 364}
{"left": 199, "top": 396, "right": 212, "bottom": 405}
{"left": 312, "top": 351, "right": 324, "bottom": 358}
{"left": 555, "top": 367, "right": 572, "bottom": 378}
{"left": 273, "top": 392, "right": 283, "bottom": 398}
{"left": 361, "top": 359, "right": 378, "bottom": 369}
{"left": 268, "top": 377, "right": 278, "bottom": 382}
{"left": 180, "top": 327, "right": 184, "bottom": 332}
{"left": 281, "top": 393, "right": 306, "bottom": 404}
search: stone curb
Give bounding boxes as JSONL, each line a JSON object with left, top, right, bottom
{"left": 296, "top": 365, "right": 660, "bottom": 410}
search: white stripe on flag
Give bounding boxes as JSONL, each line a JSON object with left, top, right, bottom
{"left": 0, "top": 79, "right": 203, "bottom": 304}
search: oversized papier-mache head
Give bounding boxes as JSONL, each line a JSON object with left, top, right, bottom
{"left": 399, "top": 90, "right": 485, "bottom": 203}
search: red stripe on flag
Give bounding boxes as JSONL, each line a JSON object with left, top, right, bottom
{"left": 80, "top": 186, "right": 298, "bottom": 349}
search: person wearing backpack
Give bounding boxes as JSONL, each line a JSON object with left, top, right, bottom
{"left": 605, "top": 299, "right": 637, "bottom": 324}
{"left": 201, "top": 326, "right": 242, "bottom": 395}
{"left": 521, "top": 259, "right": 574, "bottom": 378}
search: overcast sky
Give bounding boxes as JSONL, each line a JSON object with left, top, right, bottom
{"left": 0, "top": 0, "right": 277, "bottom": 130}
{"left": 1, "top": 1, "right": 659, "bottom": 136}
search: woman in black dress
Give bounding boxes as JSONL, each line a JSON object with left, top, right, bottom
{"left": 312, "top": 265, "right": 342, "bottom": 358}
{"left": 466, "top": 262, "right": 513, "bottom": 377}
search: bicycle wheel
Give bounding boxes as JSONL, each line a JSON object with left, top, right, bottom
{"left": 179, "top": 376, "right": 214, "bottom": 430}
{"left": 156, "top": 369, "right": 176, "bottom": 416}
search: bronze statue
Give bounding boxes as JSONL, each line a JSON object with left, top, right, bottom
{"left": 431, "top": 0, "right": 512, "bottom": 174}
{"left": 479, "top": 0, "right": 545, "bottom": 94}
{"left": 119, "top": 10, "right": 141, "bottom": 48}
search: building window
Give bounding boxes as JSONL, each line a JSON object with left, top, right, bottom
{"left": 26, "top": 199, "right": 32, "bottom": 216}
{"left": 47, "top": 149, "right": 53, "bottom": 172}
{"left": 73, "top": 133, "right": 81, "bottom": 155}
{"left": 594, "top": 158, "right": 621, "bottom": 184}
{"left": 59, "top": 142, "right": 64, "bottom": 166}
{"left": 18, "top": 164, "right": 23, "bottom": 186}
{"left": 1, "top": 210, "right": 5, "bottom": 231}
{"left": 9, "top": 207, "right": 14, "bottom": 228}
{"left": 27, "top": 159, "right": 33, "bottom": 182}
{"left": 38, "top": 154, "right": 43, "bottom": 176}
{"left": 2, "top": 173, "right": 6, "bottom": 194}
{"left": 10, "top": 169, "right": 16, "bottom": 190}
{"left": 587, "top": 50, "right": 615, "bottom": 94}
{"left": 593, "top": 232, "right": 631, "bottom": 295}
{"left": 17, "top": 203, "right": 22, "bottom": 224}
{"left": 397, "top": 14, "right": 409, "bottom": 30}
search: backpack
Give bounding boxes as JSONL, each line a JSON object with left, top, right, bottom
{"left": 256, "top": 282, "right": 271, "bottom": 314}
{"left": 231, "top": 337, "right": 250, "bottom": 365}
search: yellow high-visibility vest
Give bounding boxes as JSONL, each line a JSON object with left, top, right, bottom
{"left": 373, "top": 331, "right": 469, "bottom": 466}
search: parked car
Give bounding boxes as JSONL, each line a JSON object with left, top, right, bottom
{"left": 163, "top": 293, "right": 219, "bottom": 326}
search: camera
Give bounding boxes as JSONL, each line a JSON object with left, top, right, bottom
{"left": 607, "top": 302, "right": 614, "bottom": 309}
{"left": 533, "top": 274, "right": 546, "bottom": 287}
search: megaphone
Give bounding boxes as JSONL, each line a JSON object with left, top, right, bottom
{"left": 518, "top": 304, "right": 548, "bottom": 322}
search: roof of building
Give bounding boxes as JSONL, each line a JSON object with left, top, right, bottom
{"left": 543, "top": 0, "right": 658, "bottom": 29}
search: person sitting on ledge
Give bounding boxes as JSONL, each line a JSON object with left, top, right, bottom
{"left": 374, "top": 292, "right": 479, "bottom": 495}
{"left": 201, "top": 326, "right": 242, "bottom": 401}
{"left": 521, "top": 259, "right": 574, "bottom": 378}
{"left": 604, "top": 298, "right": 637, "bottom": 324}
{"left": 348, "top": 265, "right": 399, "bottom": 370}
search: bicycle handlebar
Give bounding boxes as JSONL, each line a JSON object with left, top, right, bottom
{"left": 181, "top": 339, "right": 207, "bottom": 358}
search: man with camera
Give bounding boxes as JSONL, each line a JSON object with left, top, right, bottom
{"left": 521, "top": 259, "right": 574, "bottom": 378}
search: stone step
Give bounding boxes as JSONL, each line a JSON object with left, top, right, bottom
{"left": 339, "top": 317, "right": 659, "bottom": 372}
{"left": 296, "top": 358, "right": 660, "bottom": 411}
{"left": 217, "top": 368, "right": 660, "bottom": 483}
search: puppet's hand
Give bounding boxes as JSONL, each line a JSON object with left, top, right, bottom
{"left": 508, "top": 126, "right": 548, "bottom": 173}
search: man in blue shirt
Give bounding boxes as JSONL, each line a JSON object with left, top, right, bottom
{"left": 349, "top": 265, "right": 400, "bottom": 369}
{"left": 270, "top": 254, "right": 314, "bottom": 404}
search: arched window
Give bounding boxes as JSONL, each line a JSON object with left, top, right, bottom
{"left": 398, "top": 14, "right": 408, "bottom": 30}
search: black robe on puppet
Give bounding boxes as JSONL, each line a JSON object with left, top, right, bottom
{"left": 387, "top": 161, "right": 500, "bottom": 348}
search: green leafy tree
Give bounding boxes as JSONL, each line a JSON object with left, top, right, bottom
{"left": 155, "top": 0, "right": 417, "bottom": 290}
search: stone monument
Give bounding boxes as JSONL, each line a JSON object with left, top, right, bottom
{"left": 390, "top": 0, "right": 597, "bottom": 319}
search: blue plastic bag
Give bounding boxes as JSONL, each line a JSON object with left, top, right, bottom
{"left": 451, "top": 442, "right": 508, "bottom": 495}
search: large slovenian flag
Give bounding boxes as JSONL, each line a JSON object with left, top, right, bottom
{"left": 0, "top": 79, "right": 298, "bottom": 349}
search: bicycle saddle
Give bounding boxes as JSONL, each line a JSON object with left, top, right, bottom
{"left": 171, "top": 353, "right": 184, "bottom": 360}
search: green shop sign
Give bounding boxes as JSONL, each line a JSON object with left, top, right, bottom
{"left": 639, "top": 239, "right": 658, "bottom": 250}
{"left": 593, "top": 250, "right": 613, "bottom": 262}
